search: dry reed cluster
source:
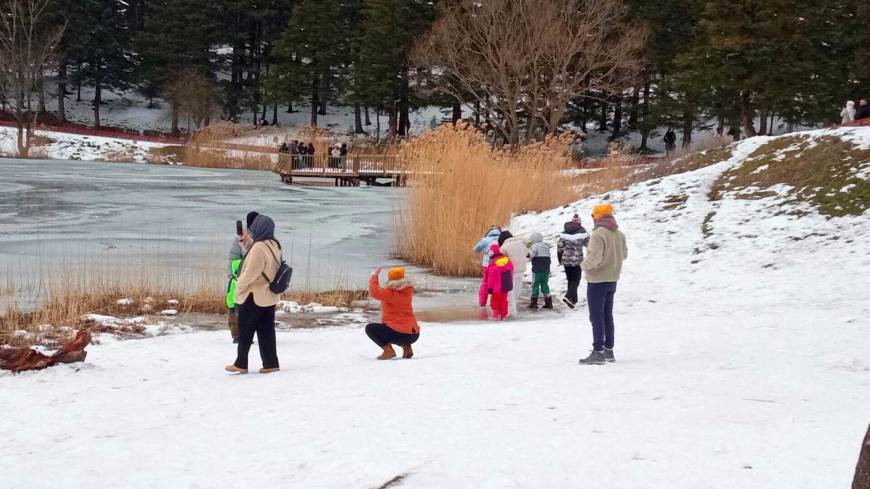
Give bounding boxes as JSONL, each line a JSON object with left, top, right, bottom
{"left": 1, "top": 259, "right": 368, "bottom": 347}
{"left": 182, "top": 122, "right": 275, "bottom": 170}
{"left": 393, "top": 124, "right": 577, "bottom": 276}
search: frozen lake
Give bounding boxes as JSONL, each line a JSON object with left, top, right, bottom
{"left": 0, "top": 159, "right": 403, "bottom": 300}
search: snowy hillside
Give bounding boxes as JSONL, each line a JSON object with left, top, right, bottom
{"left": 1, "top": 128, "right": 868, "bottom": 488}
{"left": 0, "top": 126, "right": 169, "bottom": 162}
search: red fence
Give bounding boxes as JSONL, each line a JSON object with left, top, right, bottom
{"left": 0, "top": 119, "right": 187, "bottom": 144}
{"left": 842, "top": 117, "right": 870, "bottom": 127}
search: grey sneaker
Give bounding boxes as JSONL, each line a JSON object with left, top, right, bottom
{"left": 604, "top": 348, "right": 615, "bottom": 363}
{"left": 578, "top": 350, "right": 605, "bottom": 365}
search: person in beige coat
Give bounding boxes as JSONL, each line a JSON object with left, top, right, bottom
{"left": 225, "top": 214, "right": 282, "bottom": 374}
{"left": 498, "top": 230, "right": 528, "bottom": 317}
{"left": 578, "top": 203, "right": 628, "bottom": 365}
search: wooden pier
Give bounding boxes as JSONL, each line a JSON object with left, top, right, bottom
{"left": 273, "top": 155, "right": 408, "bottom": 187}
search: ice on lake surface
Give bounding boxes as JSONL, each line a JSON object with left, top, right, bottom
{"left": 0, "top": 159, "right": 401, "bottom": 299}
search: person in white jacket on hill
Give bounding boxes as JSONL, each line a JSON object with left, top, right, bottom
{"left": 841, "top": 101, "right": 856, "bottom": 124}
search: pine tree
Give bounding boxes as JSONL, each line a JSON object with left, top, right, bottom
{"left": 268, "top": 0, "right": 345, "bottom": 127}
{"left": 627, "top": 0, "right": 703, "bottom": 148}
{"left": 135, "top": 0, "right": 221, "bottom": 132}
{"left": 680, "top": 0, "right": 856, "bottom": 137}
{"left": 354, "top": 0, "right": 436, "bottom": 138}
{"left": 66, "top": 0, "right": 134, "bottom": 128}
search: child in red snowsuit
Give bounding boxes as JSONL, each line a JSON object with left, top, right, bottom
{"left": 483, "top": 243, "right": 514, "bottom": 320}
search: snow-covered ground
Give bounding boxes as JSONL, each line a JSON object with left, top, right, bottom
{"left": 1, "top": 128, "right": 869, "bottom": 488}
{"left": 0, "top": 125, "right": 168, "bottom": 162}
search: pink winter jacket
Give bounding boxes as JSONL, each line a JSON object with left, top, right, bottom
{"left": 484, "top": 250, "right": 515, "bottom": 294}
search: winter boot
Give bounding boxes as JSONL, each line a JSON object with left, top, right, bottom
{"left": 401, "top": 344, "right": 414, "bottom": 359}
{"left": 377, "top": 344, "right": 397, "bottom": 360}
{"left": 578, "top": 350, "right": 606, "bottom": 365}
{"left": 225, "top": 365, "right": 248, "bottom": 374}
{"left": 543, "top": 296, "right": 554, "bottom": 309}
{"left": 259, "top": 368, "right": 280, "bottom": 374}
{"left": 604, "top": 348, "right": 615, "bottom": 363}
{"left": 561, "top": 295, "right": 575, "bottom": 309}
{"left": 477, "top": 306, "right": 489, "bottom": 320}
{"left": 528, "top": 297, "right": 539, "bottom": 309}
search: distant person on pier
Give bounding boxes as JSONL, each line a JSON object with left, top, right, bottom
{"left": 307, "top": 142, "right": 316, "bottom": 156}
{"left": 366, "top": 267, "right": 420, "bottom": 360}
{"left": 297, "top": 142, "right": 308, "bottom": 169}
{"left": 841, "top": 101, "right": 856, "bottom": 124}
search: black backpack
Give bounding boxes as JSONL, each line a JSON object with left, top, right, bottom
{"left": 261, "top": 242, "right": 293, "bottom": 294}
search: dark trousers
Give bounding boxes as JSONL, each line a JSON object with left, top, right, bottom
{"left": 365, "top": 323, "right": 419, "bottom": 349}
{"left": 587, "top": 282, "right": 617, "bottom": 351}
{"left": 564, "top": 266, "right": 582, "bottom": 303}
{"left": 234, "top": 295, "right": 279, "bottom": 370}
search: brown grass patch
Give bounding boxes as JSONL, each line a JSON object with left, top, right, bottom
{"left": 1, "top": 269, "right": 368, "bottom": 348}
{"left": 182, "top": 122, "right": 276, "bottom": 170}
{"left": 102, "top": 145, "right": 138, "bottom": 163}
{"left": 283, "top": 288, "right": 368, "bottom": 308}
{"left": 394, "top": 124, "right": 578, "bottom": 276}
{"left": 146, "top": 145, "right": 185, "bottom": 164}
{"left": 0, "top": 286, "right": 224, "bottom": 348}
{"left": 709, "top": 135, "right": 870, "bottom": 216}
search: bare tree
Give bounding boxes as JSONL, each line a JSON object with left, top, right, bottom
{"left": 165, "top": 70, "right": 217, "bottom": 130}
{"left": 0, "top": 0, "right": 63, "bottom": 157}
{"left": 414, "top": 0, "right": 645, "bottom": 147}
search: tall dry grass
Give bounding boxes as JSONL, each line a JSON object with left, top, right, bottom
{"left": 393, "top": 124, "right": 578, "bottom": 276}
{"left": 182, "top": 122, "right": 275, "bottom": 170}
{"left": 0, "top": 253, "right": 368, "bottom": 347}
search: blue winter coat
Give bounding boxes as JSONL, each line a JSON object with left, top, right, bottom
{"left": 473, "top": 228, "right": 502, "bottom": 267}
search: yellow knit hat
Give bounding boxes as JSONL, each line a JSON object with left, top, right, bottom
{"left": 592, "top": 203, "right": 614, "bottom": 219}
{"left": 387, "top": 267, "right": 405, "bottom": 281}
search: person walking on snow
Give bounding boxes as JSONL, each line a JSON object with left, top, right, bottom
{"left": 841, "top": 101, "right": 856, "bottom": 124}
{"left": 578, "top": 203, "right": 628, "bottom": 365}
{"left": 663, "top": 128, "right": 677, "bottom": 156}
{"left": 528, "top": 232, "right": 553, "bottom": 309}
{"left": 225, "top": 214, "right": 283, "bottom": 375}
{"left": 226, "top": 211, "right": 260, "bottom": 343}
{"left": 498, "top": 230, "right": 528, "bottom": 317}
{"left": 557, "top": 214, "right": 589, "bottom": 309}
{"left": 483, "top": 243, "right": 514, "bottom": 320}
{"left": 474, "top": 227, "right": 502, "bottom": 317}
{"left": 366, "top": 267, "right": 420, "bottom": 360}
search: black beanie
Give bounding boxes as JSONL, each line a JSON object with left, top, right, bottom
{"left": 246, "top": 211, "right": 260, "bottom": 228}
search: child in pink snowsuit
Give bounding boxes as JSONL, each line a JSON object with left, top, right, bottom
{"left": 484, "top": 243, "right": 514, "bottom": 320}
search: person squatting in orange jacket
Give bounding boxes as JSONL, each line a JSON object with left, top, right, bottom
{"left": 366, "top": 267, "right": 421, "bottom": 360}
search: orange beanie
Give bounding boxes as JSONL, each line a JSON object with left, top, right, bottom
{"left": 592, "top": 203, "right": 614, "bottom": 219}
{"left": 387, "top": 267, "right": 405, "bottom": 281}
